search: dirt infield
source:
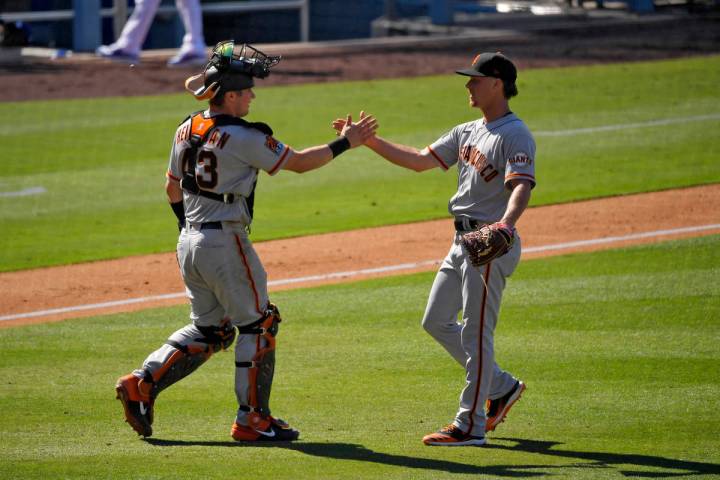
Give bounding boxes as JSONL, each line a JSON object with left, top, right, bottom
{"left": 1, "top": 12, "right": 719, "bottom": 328}
{"left": 2, "top": 184, "right": 719, "bottom": 328}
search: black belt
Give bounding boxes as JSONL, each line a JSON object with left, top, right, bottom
{"left": 186, "top": 221, "right": 223, "bottom": 231}
{"left": 454, "top": 218, "right": 481, "bottom": 231}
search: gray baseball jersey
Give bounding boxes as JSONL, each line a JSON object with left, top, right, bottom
{"left": 167, "top": 110, "right": 292, "bottom": 225}
{"left": 421, "top": 111, "right": 536, "bottom": 437}
{"left": 426, "top": 112, "right": 536, "bottom": 222}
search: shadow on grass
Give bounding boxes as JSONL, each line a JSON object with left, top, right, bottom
{"left": 143, "top": 437, "right": 544, "bottom": 477}
{"left": 143, "top": 437, "right": 720, "bottom": 477}
{"left": 488, "top": 438, "right": 720, "bottom": 478}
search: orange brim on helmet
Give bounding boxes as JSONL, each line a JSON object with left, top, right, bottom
{"left": 184, "top": 73, "right": 220, "bottom": 100}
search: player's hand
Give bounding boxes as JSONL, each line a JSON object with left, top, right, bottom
{"left": 340, "top": 112, "right": 378, "bottom": 148}
{"left": 332, "top": 117, "right": 346, "bottom": 133}
{"left": 332, "top": 110, "right": 375, "bottom": 133}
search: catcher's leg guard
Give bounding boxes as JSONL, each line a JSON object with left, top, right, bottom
{"left": 234, "top": 304, "right": 284, "bottom": 427}
{"left": 136, "top": 319, "right": 236, "bottom": 401}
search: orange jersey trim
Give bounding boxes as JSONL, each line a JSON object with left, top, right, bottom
{"left": 268, "top": 146, "right": 290, "bottom": 176}
{"left": 427, "top": 146, "right": 449, "bottom": 170}
{"left": 505, "top": 173, "right": 535, "bottom": 181}
{"left": 166, "top": 170, "right": 181, "bottom": 182}
{"left": 505, "top": 173, "right": 536, "bottom": 188}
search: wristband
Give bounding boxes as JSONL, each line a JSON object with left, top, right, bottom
{"left": 170, "top": 201, "right": 185, "bottom": 231}
{"left": 328, "top": 136, "right": 351, "bottom": 158}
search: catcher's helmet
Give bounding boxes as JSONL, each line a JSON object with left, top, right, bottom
{"left": 185, "top": 41, "right": 281, "bottom": 100}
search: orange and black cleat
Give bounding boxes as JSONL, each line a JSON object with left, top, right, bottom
{"left": 115, "top": 374, "right": 154, "bottom": 437}
{"left": 231, "top": 415, "right": 299, "bottom": 442}
{"left": 422, "top": 424, "right": 486, "bottom": 446}
{"left": 486, "top": 380, "right": 526, "bottom": 432}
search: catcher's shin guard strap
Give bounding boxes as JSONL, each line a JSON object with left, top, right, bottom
{"left": 237, "top": 303, "right": 281, "bottom": 336}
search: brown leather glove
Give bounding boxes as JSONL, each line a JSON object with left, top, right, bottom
{"left": 460, "top": 222, "right": 516, "bottom": 268}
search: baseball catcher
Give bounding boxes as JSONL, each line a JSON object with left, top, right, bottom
{"left": 114, "top": 40, "right": 377, "bottom": 442}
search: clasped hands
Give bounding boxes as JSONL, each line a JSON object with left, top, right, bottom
{"left": 334, "top": 111, "right": 378, "bottom": 148}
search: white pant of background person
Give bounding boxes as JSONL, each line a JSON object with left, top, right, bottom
{"left": 112, "top": 0, "right": 205, "bottom": 58}
{"left": 422, "top": 232, "right": 522, "bottom": 437}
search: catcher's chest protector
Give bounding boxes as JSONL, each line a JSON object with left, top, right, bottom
{"left": 179, "top": 112, "right": 273, "bottom": 216}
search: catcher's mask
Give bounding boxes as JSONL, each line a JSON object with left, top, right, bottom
{"left": 184, "top": 41, "right": 281, "bottom": 101}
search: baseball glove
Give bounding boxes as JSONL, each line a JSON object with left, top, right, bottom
{"left": 461, "top": 222, "right": 516, "bottom": 268}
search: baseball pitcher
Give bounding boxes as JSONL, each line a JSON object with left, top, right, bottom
{"left": 334, "top": 52, "right": 533, "bottom": 446}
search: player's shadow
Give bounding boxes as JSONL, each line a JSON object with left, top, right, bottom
{"left": 143, "top": 438, "right": 545, "bottom": 477}
{"left": 143, "top": 437, "right": 720, "bottom": 477}
{"left": 486, "top": 437, "right": 720, "bottom": 477}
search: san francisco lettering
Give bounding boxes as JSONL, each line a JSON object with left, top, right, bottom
{"left": 460, "top": 145, "right": 499, "bottom": 182}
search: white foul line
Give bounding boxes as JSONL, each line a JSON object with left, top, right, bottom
{"left": 1, "top": 223, "right": 719, "bottom": 323}
{"left": 523, "top": 223, "right": 720, "bottom": 253}
{"left": 0, "top": 186, "right": 47, "bottom": 198}
{"left": 534, "top": 113, "right": 720, "bottom": 137}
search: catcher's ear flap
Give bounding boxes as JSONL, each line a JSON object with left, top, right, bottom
{"left": 184, "top": 74, "right": 220, "bottom": 101}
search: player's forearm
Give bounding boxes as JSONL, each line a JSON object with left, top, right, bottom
{"left": 366, "top": 136, "right": 437, "bottom": 172}
{"left": 499, "top": 181, "right": 532, "bottom": 228}
{"left": 283, "top": 145, "right": 334, "bottom": 173}
{"left": 166, "top": 178, "right": 183, "bottom": 203}
{"left": 285, "top": 133, "right": 358, "bottom": 173}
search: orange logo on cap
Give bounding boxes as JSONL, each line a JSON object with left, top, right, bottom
{"left": 471, "top": 54, "right": 481, "bottom": 65}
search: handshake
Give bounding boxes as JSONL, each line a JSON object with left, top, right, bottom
{"left": 332, "top": 111, "right": 379, "bottom": 149}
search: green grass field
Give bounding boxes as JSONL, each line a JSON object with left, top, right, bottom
{"left": 2, "top": 55, "right": 719, "bottom": 271}
{"left": 0, "top": 235, "right": 718, "bottom": 479}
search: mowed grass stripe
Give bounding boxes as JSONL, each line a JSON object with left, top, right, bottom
{"left": 0, "top": 235, "right": 718, "bottom": 478}
{"left": 534, "top": 112, "right": 720, "bottom": 136}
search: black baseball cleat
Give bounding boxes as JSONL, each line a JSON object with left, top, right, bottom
{"left": 115, "top": 374, "right": 153, "bottom": 437}
{"left": 231, "top": 417, "right": 300, "bottom": 442}
{"left": 486, "top": 380, "right": 526, "bottom": 432}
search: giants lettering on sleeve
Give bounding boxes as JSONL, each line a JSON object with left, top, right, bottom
{"left": 508, "top": 152, "right": 532, "bottom": 166}
{"left": 460, "top": 145, "right": 499, "bottom": 182}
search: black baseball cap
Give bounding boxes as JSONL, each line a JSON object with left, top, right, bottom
{"left": 456, "top": 52, "right": 517, "bottom": 84}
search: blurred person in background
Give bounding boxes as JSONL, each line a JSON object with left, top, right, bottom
{"left": 96, "top": 0, "right": 206, "bottom": 67}
{"left": 0, "top": 19, "right": 30, "bottom": 47}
